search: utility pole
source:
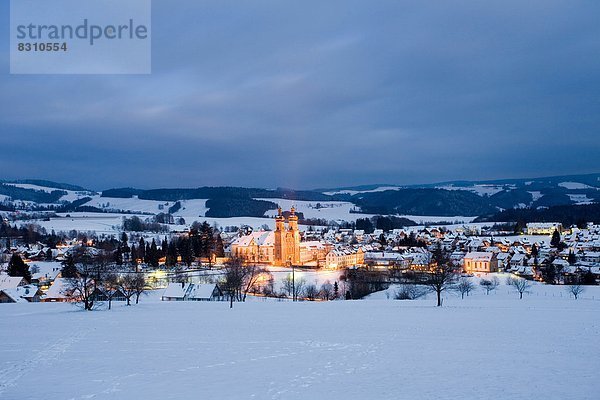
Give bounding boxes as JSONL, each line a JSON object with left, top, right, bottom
{"left": 290, "top": 258, "right": 295, "bottom": 301}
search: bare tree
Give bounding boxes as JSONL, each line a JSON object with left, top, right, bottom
{"left": 261, "top": 274, "right": 275, "bottom": 297}
{"left": 118, "top": 273, "right": 137, "bottom": 306}
{"left": 304, "top": 284, "right": 319, "bottom": 301}
{"left": 479, "top": 276, "right": 499, "bottom": 295}
{"left": 507, "top": 276, "right": 532, "bottom": 299}
{"left": 222, "top": 258, "right": 249, "bottom": 308}
{"left": 319, "top": 281, "right": 334, "bottom": 300}
{"left": 241, "top": 263, "right": 267, "bottom": 301}
{"left": 566, "top": 284, "right": 585, "bottom": 299}
{"left": 394, "top": 284, "right": 427, "bottom": 300}
{"left": 283, "top": 274, "right": 306, "bottom": 300}
{"left": 422, "top": 246, "right": 458, "bottom": 306}
{"left": 455, "top": 278, "right": 475, "bottom": 299}
{"left": 65, "top": 247, "right": 106, "bottom": 311}
{"left": 102, "top": 272, "right": 120, "bottom": 310}
{"left": 132, "top": 274, "right": 148, "bottom": 304}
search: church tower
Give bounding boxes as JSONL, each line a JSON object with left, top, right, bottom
{"left": 286, "top": 207, "right": 301, "bottom": 264}
{"left": 274, "top": 207, "right": 285, "bottom": 265}
{"left": 273, "top": 207, "right": 301, "bottom": 266}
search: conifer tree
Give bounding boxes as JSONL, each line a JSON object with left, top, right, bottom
{"left": 61, "top": 253, "right": 78, "bottom": 278}
{"left": 551, "top": 229, "right": 562, "bottom": 248}
{"left": 8, "top": 253, "right": 31, "bottom": 282}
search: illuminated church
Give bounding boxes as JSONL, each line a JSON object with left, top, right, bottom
{"left": 230, "top": 207, "right": 327, "bottom": 266}
{"left": 274, "top": 206, "right": 301, "bottom": 265}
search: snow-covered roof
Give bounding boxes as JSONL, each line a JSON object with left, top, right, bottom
{"left": 365, "top": 252, "right": 404, "bottom": 261}
{"left": 496, "top": 252, "right": 511, "bottom": 261}
{"left": 464, "top": 252, "right": 494, "bottom": 262}
{"left": 0, "top": 274, "right": 25, "bottom": 290}
{"left": 1, "top": 285, "right": 40, "bottom": 303}
{"left": 187, "top": 284, "right": 219, "bottom": 300}
{"left": 162, "top": 282, "right": 189, "bottom": 299}
{"left": 44, "top": 278, "right": 73, "bottom": 299}
{"left": 231, "top": 231, "right": 274, "bottom": 247}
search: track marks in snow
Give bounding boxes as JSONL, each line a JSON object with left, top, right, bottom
{"left": 0, "top": 329, "right": 90, "bottom": 396}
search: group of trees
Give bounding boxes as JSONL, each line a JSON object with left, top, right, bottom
{"left": 355, "top": 216, "right": 418, "bottom": 234}
{"left": 477, "top": 202, "right": 599, "bottom": 228}
{"left": 164, "top": 222, "right": 225, "bottom": 268}
{"left": 122, "top": 216, "right": 169, "bottom": 233}
{"left": 62, "top": 247, "right": 148, "bottom": 311}
{"left": 0, "top": 221, "right": 59, "bottom": 246}
{"left": 113, "top": 223, "right": 226, "bottom": 269}
{"left": 220, "top": 258, "right": 343, "bottom": 307}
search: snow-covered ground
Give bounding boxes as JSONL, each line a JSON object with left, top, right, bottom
{"left": 322, "top": 186, "right": 402, "bottom": 196}
{"left": 436, "top": 184, "right": 509, "bottom": 196}
{"left": 29, "top": 213, "right": 137, "bottom": 235}
{"left": 567, "top": 193, "right": 595, "bottom": 205}
{"left": 3, "top": 183, "right": 96, "bottom": 202}
{"left": 260, "top": 198, "right": 371, "bottom": 222}
{"left": 558, "top": 181, "right": 598, "bottom": 190}
{"left": 400, "top": 214, "right": 478, "bottom": 224}
{"left": 1, "top": 279, "right": 598, "bottom": 400}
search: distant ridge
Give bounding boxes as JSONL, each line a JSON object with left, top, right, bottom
{"left": 315, "top": 172, "right": 600, "bottom": 193}
{"left": 2, "top": 179, "right": 92, "bottom": 192}
{"left": 1, "top": 173, "right": 598, "bottom": 218}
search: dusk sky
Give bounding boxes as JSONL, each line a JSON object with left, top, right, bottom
{"left": 1, "top": 1, "right": 600, "bottom": 190}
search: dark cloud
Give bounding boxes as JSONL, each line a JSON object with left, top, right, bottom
{"left": 1, "top": 0, "right": 599, "bottom": 190}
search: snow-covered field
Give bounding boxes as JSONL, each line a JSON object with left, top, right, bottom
{"left": 558, "top": 181, "right": 598, "bottom": 190}
{"left": 3, "top": 183, "right": 96, "bottom": 202}
{"left": 1, "top": 280, "right": 598, "bottom": 400}
{"left": 436, "top": 184, "right": 508, "bottom": 196}
{"left": 260, "top": 198, "right": 372, "bottom": 222}
{"left": 30, "top": 213, "right": 136, "bottom": 235}
{"left": 322, "top": 186, "right": 402, "bottom": 196}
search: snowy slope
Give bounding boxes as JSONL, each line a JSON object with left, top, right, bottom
{"left": 558, "top": 181, "right": 598, "bottom": 190}
{"left": 436, "top": 184, "right": 509, "bottom": 196}
{"left": 259, "top": 198, "right": 373, "bottom": 222}
{"left": 3, "top": 183, "right": 95, "bottom": 202}
{"left": 0, "top": 281, "right": 598, "bottom": 400}
{"left": 323, "top": 186, "right": 402, "bottom": 196}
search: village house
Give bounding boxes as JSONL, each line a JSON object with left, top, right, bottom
{"left": 463, "top": 252, "right": 499, "bottom": 274}
{"left": 0, "top": 285, "right": 42, "bottom": 303}
{"left": 161, "top": 282, "right": 224, "bottom": 301}
{"left": 526, "top": 222, "right": 563, "bottom": 235}
{"left": 42, "top": 278, "right": 76, "bottom": 302}
{"left": 325, "top": 247, "right": 364, "bottom": 269}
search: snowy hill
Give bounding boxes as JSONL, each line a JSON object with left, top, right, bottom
{"left": 1, "top": 174, "right": 599, "bottom": 226}
{"left": 0, "top": 278, "right": 598, "bottom": 400}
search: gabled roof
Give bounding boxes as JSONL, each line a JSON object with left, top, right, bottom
{"left": 1, "top": 285, "right": 40, "bottom": 303}
{"left": 187, "top": 284, "right": 220, "bottom": 300}
{"left": 44, "top": 278, "right": 73, "bottom": 299}
{"left": 464, "top": 252, "right": 494, "bottom": 261}
{"left": 162, "top": 282, "right": 189, "bottom": 299}
{"left": 0, "top": 274, "right": 25, "bottom": 290}
{"left": 231, "top": 231, "right": 274, "bottom": 247}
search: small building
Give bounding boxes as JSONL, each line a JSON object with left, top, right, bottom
{"left": 186, "top": 283, "right": 224, "bottom": 301}
{"left": 42, "top": 278, "right": 76, "bottom": 302}
{"left": 0, "top": 285, "right": 42, "bottom": 303}
{"left": 161, "top": 282, "right": 223, "bottom": 301}
{"left": 526, "top": 223, "right": 563, "bottom": 235}
{"left": 325, "top": 247, "right": 364, "bottom": 269}
{"left": 0, "top": 274, "right": 27, "bottom": 291}
{"left": 463, "top": 252, "right": 498, "bottom": 274}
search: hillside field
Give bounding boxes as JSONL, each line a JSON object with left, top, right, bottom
{"left": 1, "top": 280, "right": 598, "bottom": 400}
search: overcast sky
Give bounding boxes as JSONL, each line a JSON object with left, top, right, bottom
{"left": 1, "top": 0, "right": 600, "bottom": 190}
